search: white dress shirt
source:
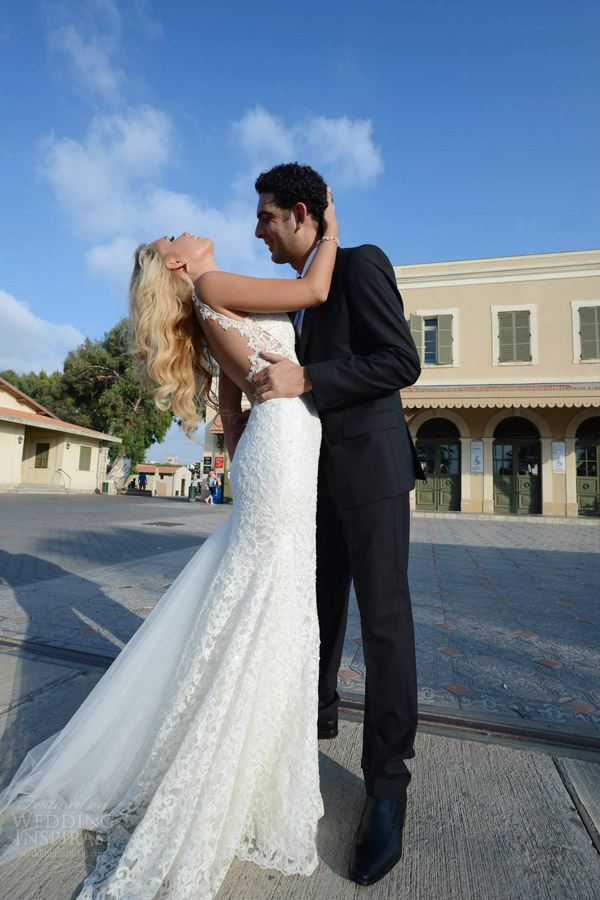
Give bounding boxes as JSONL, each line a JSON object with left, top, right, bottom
{"left": 292, "top": 246, "right": 318, "bottom": 337}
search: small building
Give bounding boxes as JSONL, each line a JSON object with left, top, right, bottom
{"left": 0, "top": 376, "right": 122, "bottom": 493}
{"left": 135, "top": 464, "right": 192, "bottom": 498}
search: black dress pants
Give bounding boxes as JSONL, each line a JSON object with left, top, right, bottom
{"left": 316, "top": 465, "right": 418, "bottom": 800}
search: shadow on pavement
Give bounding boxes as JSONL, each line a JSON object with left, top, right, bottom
{"left": 0, "top": 551, "right": 145, "bottom": 789}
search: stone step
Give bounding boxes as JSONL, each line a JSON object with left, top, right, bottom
{"left": 11, "top": 484, "right": 70, "bottom": 494}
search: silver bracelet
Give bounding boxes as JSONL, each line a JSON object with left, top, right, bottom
{"left": 317, "top": 236, "right": 339, "bottom": 246}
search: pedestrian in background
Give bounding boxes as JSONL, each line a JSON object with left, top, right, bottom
{"left": 205, "top": 469, "right": 218, "bottom": 505}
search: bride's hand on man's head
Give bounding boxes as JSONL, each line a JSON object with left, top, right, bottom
{"left": 322, "top": 186, "right": 338, "bottom": 240}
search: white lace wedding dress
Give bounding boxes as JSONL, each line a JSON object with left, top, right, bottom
{"left": 0, "top": 304, "right": 323, "bottom": 899}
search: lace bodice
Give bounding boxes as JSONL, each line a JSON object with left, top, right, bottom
{"left": 192, "top": 292, "right": 298, "bottom": 382}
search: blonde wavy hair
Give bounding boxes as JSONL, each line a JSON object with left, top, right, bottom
{"left": 129, "top": 243, "right": 215, "bottom": 437}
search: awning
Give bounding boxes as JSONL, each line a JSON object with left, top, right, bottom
{"left": 402, "top": 383, "right": 600, "bottom": 410}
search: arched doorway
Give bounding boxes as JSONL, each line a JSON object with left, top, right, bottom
{"left": 415, "top": 418, "right": 461, "bottom": 511}
{"left": 493, "top": 416, "right": 541, "bottom": 514}
{"left": 576, "top": 416, "right": 600, "bottom": 516}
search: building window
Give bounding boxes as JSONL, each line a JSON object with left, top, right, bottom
{"left": 491, "top": 305, "right": 537, "bottom": 366}
{"left": 580, "top": 305, "right": 600, "bottom": 360}
{"left": 79, "top": 446, "right": 92, "bottom": 471}
{"left": 34, "top": 442, "right": 50, "bottom": 469}
{"left": 424, "top": 318, "right": 438, "bottom": 364}
{"left": 498, "top": 310, "right": 531, "bottom": 362}
{"left": 409, "top": 312, "right": 455, "bottom": 365}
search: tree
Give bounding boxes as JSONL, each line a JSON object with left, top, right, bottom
{"left": 3, "top": 320, "right": 175, "bottom": 466}
{"left": 61, "top": 319, "right": 174, "bottom": 465}
{"left": 0, "top": 368, "right": 87, "bottom": 426}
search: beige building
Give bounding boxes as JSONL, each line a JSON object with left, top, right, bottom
{"left": 396, "top": 249, "right": 600, "bottom": 517}
{"left": 0, "top": 377, "right": 121, "bottom": 493}
{"left": 203, "top": 395, "right": 251, "bottom": 502}
{"left": 135, "top": 464, "right": 192, "bottom": 498}
{"left": 204, "top": 249, "right": 600, "bottom": 518}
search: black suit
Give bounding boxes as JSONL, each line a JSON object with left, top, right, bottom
{"left": 297, "top": 243, "right": 424, "bottom": 800}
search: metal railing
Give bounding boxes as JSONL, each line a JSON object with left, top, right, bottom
{"left": 55, "top": 468, "right": 72, "bottom": 490}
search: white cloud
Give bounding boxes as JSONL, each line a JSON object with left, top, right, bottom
{"left": 86, "top": 236, "right": 141, "bottom": 290}
{"left": 232, "top": 105, "right": 383, "bottom": 188}
{"left": 41, "top": 5, "right": 384, "bottom": 295}
{"left": 0, "top": 290, "right": 84, "bottom": 375}
{"left": 233, "top": 106, "right": 295, "bottom": 164}
{"left": 42, "top": 105, "right": 278, "bottom": 292}
{"left": 49, "top": 23, "right": 123, "bottom": 106}
{"left": 85, "top": 198, "right": 275, "bottom": 292}
{"left": 40, "top": 100, "right": 382, "bottom": 295}
{"left": 304, "top": 116, "right": 383, "bottom": 186}
{"left": 47, "top": 0, "right": 124, "bottom": 106}
{"left": 131, "top": 0, "right": 164, "bottom": 40}
{"left": 41, "top": 106, "right": 174, "bottom": 240}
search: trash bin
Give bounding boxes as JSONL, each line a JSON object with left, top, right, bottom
{"left": 102, "top": 482, "right": 109, "bottom": 494}
{"left": 188, "top": 485, "right": 197, "bottom": 502}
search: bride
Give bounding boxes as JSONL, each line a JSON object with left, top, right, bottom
{"left": 0, "top": 192, "right": 339, "bottom": 898}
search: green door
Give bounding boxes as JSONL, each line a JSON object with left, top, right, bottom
{"left": 576, "top": 442, "right": 599, "bottom": 516}
{"left": 493, "top": 440, "right": 541, "bottom": 514}
{"left": 416, "top": 440, "right": 461, "bottom": 511}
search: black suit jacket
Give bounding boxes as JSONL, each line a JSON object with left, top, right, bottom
{"left": 297, "top": 243, "right": 425, "bottom": 509}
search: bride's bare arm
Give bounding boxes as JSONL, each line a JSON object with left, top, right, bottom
{"left": 218, "top": 371, "right": 249, "bottom": 460}
{"left": 195, "top": 189, "right": 338, "bottom": 315}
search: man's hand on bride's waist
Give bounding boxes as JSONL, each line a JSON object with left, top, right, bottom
{"left": 252, "top": 352, "right": 312, "bottom": 402}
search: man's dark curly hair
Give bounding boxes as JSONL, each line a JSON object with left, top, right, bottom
{"left": 255, "top": 162, "right": 328, "bottom": 231}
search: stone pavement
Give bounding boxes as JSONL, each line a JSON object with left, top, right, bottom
{"left": 1, "top": 702, "right": 599, "bottom": 899}
{"left": 0, "top": 495, "right": 599, "bottom": 897}
{"left": 341, "top": 514, "right": 600, "bottom": 741}
{"left": 0, "top": 494, "right": 598, "bottom": 741}
{"left": 0, "top": 493, "right": 231, "bottom": 587}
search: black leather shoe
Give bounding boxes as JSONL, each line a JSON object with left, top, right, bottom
{"left": 317, "top": 720, "right": 339, "bottom": 740}
{"left": 349, "top": 795, "right": 407, "bottom": 886}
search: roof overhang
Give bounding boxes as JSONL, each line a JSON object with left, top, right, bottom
{"left": 0, "top": 410, "right": 122, "bottom": 442}
{"left": 0, "top": 377, "right": 59, "bottom": 419}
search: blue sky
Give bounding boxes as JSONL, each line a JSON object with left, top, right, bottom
{"left": 1, "top": 0, "right": 598, "bottom": 462}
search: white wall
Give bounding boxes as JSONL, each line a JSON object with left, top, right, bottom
{"left": 59, "top": 437, "right": 102, "bottom": 491}
{"left": 0, "top": 387, "right": 37, "bottom": 413}
{"left": 0, "top": 421, "right": 25, "bottom": 486}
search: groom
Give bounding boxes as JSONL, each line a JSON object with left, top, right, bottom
{"left": 252, "top": 163, "right": 424, "bottom": 886}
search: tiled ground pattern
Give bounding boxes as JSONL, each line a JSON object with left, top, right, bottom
{"left": 339, "top": 516, "right": 600, "bottom": 737}
{"left": 0, "top": 495, "right": 598, "bottom": 737}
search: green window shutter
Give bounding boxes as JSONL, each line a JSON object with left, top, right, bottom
{"left": 438, "top": 314, "right": 453, "bottom": 364}
{"left": 580, "top": 306, "right": 600, "bottom": 360}
{"left": 498, "top": 310, "right": 531, "bottom": 362}
{"left": 409, "top": 314, "right": 423, "bottom": 363}
{"left": 79, "top": 446, "right": 92, "bottom": 471}
{"left": 498, "top": 312, "right": 514, "bottom": 362}
{"left": 34, "top": 443, "right": 50, "bottom": 469}
{"left": 513, "top": 310, "right": 531, "bottom": 361}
